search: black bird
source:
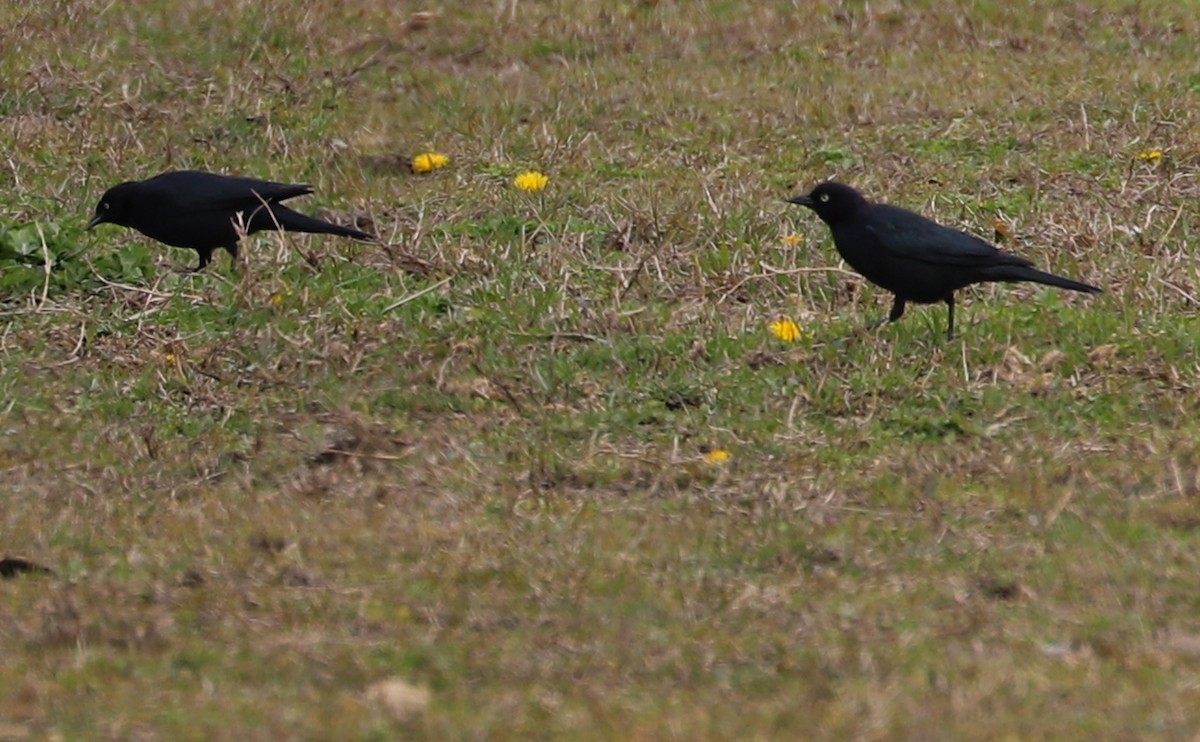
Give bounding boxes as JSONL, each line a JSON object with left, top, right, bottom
{"left": 86, "top": 170, "right": 373, "bottom": 270}
{"left": 786, "top": 182, "right": 1101, "bottom": 340}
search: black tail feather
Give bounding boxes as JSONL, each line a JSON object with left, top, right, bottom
{"left": 991, "top": 266, "right": 1102, "bottom": 294}
{"left": 258, "top": 205, "right": 373, "bottom": 241}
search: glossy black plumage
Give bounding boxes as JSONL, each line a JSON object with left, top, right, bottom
{"left": 87, "top": 170, "right": 373, "bottom": 270}
{"left": 787, "top": 182, "right": 1101, "bottom": 339}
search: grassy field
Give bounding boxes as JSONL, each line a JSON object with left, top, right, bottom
{"left": 3, "top": 0, "right": 1200, "bottom": 738}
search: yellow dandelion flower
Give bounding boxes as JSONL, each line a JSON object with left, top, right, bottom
{"left": 164, "top": 352, "right": 176, "bottom": 363}
{"left": 782, "top": 234, "right": 804, "bottom": 247}
{"left": 704, "top": 449, "right": 731, "bottom": 464}
{"left": 411, "top": 152, "right": 450, "bottom": 173}
{"left": 768, "top": 318, "right": 804, "bottom": 343}
{"left": 514, "top": 171, "right": 549, "bottom": 192}
{"left": 1136, "top": 148, "right": 1163, "bottom": 162}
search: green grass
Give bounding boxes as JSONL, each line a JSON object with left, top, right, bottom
{"left": 3, "top": 0, "right": 1200, "bottom": 738}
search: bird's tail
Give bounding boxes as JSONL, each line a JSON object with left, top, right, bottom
{"left": 266, "top": 205, "right": 374, "bottom": 241}
{"left": 991, "top": 266, "right": 1102, "bottom": 294}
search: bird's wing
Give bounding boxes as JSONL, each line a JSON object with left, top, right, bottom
{"left": 209, "top": 174, "right": 314, "bottom": 204}
{"left": 864, "top": 204, "right": 1031, "bottom": 268}
{"left": 148, "top": 171, "right": 314, "bottom": 212}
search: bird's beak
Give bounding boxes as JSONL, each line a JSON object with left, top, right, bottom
{"left": 85, "top": 214, "right": 103, "bottom": 231}
{"left": 784, "top": 194, "right": 814, "bottom": 207}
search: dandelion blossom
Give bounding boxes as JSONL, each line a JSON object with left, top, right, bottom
{"left": 514, "top": 171, "right": 549, "bottom": 192}
{"left": 411, "top": 152, "right": 450, "bottom": 173}
{"left": 768, "top": 319, "right": 804, "bottom": 343}
{"left": 704, "top": 449, "right": 731, "bottom": 464}
{"left": 1136, "top": 149, "right": 1163, "bottom": 163}
{"left": 781, "top": 234, "right": 805, "bottom": 247}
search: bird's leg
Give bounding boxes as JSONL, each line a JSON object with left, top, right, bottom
{"left": 193, "top": 248, "right": 214, "bottom": 273}
{"left": 945, "top": 295, "right": 956, "bottom": 341}
{"left": 865, "top": 296, "right": 905, "bottom": 331}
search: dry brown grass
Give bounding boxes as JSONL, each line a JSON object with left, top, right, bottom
{"left": 2, "top": 0, "right": 1200, "bottom": 739}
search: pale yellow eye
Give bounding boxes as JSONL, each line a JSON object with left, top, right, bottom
{"left": 819, "top": 193, "right": 830, "bottom": 203}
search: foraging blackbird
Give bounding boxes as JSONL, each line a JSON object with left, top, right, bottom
{"left": 787, "top": 182, "right": 1101, "bottom": 340}
{"left": 86, "top": 170, "right": 373, "bottom": 270}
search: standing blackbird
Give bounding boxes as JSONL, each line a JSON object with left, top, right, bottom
{"left": 787, "top": 182, "right": 1101, "bottom": 340}
{"left": 87, "top": 170, "right": 373, "bottom": 270}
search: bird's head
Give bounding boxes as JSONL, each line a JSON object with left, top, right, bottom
{"left": 86, "top": 182, "right": 139, "bottom": 231}
{"left": 785, "top": 181, "right": 867, "bottom": 224}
